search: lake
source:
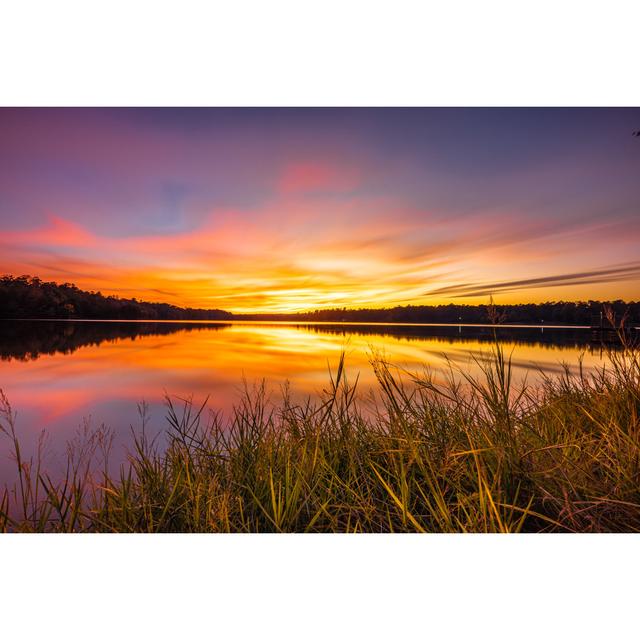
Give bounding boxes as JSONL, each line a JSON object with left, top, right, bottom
{"left": 0, "top": 319, "right": 619, "bottom": 483}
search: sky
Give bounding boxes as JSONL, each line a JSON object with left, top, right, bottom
{"left": 0, "top": 107, "right": 639, "bottom": 313}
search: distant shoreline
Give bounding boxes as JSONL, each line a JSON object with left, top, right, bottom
{"left": 2, "top": 275, "right": 639, "bottom": 327}
{"left": 3, "top": 317, "right": 639, "bottom": 330}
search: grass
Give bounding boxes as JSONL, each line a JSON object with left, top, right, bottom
{"left": 1, "top": 337, "right": 639, "bottom": 533}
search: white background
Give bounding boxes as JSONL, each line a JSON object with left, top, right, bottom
{"left": 1, "top": 1, "right": 640, "bottom": 638}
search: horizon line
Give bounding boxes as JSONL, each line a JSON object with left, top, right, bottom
{"left": 2, "top": 273, "right": 639, "bottom": 315}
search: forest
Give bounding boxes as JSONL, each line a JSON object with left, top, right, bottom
{"left": 239, "top": 301, "right": 640, "bottom": 326}
{"left": 1, "top": 274, "right": 639, "bottom": 325}
{"left": 0, "top": 275, "right": 231, "bottom": 320}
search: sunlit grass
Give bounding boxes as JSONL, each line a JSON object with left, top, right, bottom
{"left": 1, "top": 336, "right": 639, "bottom": 533}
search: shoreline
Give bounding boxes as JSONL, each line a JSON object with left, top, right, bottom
{"left": 5, "top": 317, "right": 639, "bottom": 330}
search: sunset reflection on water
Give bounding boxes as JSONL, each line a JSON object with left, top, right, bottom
{"left": 0, "top": 321, "right": 610, "bottom": 482}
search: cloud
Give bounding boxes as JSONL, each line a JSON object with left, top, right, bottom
{"left": 425, "top": 262, "right": 640, "bottom": 298}
{"left": 1, "top": 215, "right": 98, "bottom": 248}
{"left": 2, "top": 199, "right": 639, "bottom": 312}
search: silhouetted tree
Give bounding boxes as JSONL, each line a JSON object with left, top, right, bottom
{"left": 1, "top": 274, "right": 638, "bottom": 326}
{"left": 0, "top": 275, "right": 232, "bottom": 321}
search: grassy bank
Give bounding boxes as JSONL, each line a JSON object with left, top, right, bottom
{"left": 1, "top": 341, "right": 639, "bottom": 533}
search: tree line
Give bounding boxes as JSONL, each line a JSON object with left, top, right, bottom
{"left": 237, "top": 301, "right": 640, "bottom": 326}
{"left": 0, "top": 275, "right": 231, "bottom": 320}
{"left": 1, "top": 274, "right": 638, "bottom": 325}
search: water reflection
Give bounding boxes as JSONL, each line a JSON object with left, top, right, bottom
{"left": 0, "top": 320, "right": 231, "bottom": 361}
{"left": 0, "top": 319, "right": 611, "bottom": 362}
{"left": 0, "top": 319, "right": 618, "bottom": 484}
{"left": 298, "top": 322, "right": 602, "bottom": 350}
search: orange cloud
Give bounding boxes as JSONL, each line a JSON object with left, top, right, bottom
{"left": 2, "top": 193, "right": 639, "bottom": 313}
{"left": 2, "top": 214, "right": 98, "bottom": 248}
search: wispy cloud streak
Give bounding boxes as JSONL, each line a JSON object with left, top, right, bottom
{"left": 425, "top": 263, "right": 640, "bottom": 298}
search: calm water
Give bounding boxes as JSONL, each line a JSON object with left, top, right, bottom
{"left": 0, "top": 319, "right": 619, "bottom": 483}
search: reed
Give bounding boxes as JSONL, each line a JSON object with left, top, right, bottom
{"left": 1, "top": 339, "right": 639, "bottom": 533}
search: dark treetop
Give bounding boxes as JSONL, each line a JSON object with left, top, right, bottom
{"left": 1, "top": 275, "right": 639, "bottom": 326}
{"left": 0, "top": 275, "right": 231, "bottom": 321}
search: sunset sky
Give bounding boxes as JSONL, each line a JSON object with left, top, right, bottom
{"left": 1, "top": 107, "right": 639, "bottom": 313}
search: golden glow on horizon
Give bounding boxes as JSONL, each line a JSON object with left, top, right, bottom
{"left": 2, "top": 209, "right": 638, "bottom": 312}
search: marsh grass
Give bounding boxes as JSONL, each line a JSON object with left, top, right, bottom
{"left": 1, "top": 336, "right": 639, "bottom": 533}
